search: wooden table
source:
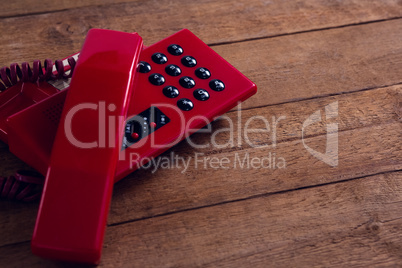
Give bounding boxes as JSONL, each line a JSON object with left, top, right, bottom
{"left": 0, "top": 1, "right": 401, "bottom": 267}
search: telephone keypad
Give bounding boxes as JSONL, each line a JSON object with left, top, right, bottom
{"left": 144, "top": 42, "right": 226, "bottom": 112}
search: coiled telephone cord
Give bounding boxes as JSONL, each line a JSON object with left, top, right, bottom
{"left": 0, "top": 170, "right": 44, "bottom": 202}
{"left": 0, "top": 57, "right": 76, "bottom": 91}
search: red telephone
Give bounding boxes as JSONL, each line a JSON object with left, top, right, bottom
{"left": 2, "top": 28, "right": 257, "bottom": 264}
{"left": 7, "top": 29, "right": 257, "bottom": 181}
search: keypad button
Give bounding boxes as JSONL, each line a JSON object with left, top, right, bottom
{"left": 177, "top": 98, "right": 194, "bottom": 111}
{"left": 138, "top": 61, "right": 151, "bottom": 73}
{"left": 152, "top": 53, "right": 168, "bottom": 64}
{"left": 193, "top": 89, "right": 210, "bottom": 101}
{"left": 165, "top": 64, "right": 182, "bottom": 76}
{"left": 195, "top": 67, "right": 211, "bottom": 79}
{"left": 181, "top": 56, "right": 197, "bottom": 67}
{"left": 163, "top": 86, "right": 180, "bottom": 98}
{"left": 179, "top": 76, "right": 196, "bottom": 89}
{"left": 209, "top": 79, "right": 225, "bottom": 91}
{"left": 149, "top": 73, "right": 165, "bottom": 86}
{"left": 168, "top": 44, "right": 183, "bottom": 56}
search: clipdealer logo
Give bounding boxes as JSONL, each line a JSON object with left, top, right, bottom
{"left": 62, "top": 100, "right": 339, "bottom": 172}
{"left": 302, "top": 101, "right": 339, "bottom": 167}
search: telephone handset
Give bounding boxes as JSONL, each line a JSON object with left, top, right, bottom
{"left": 31, "top": 29, "right": 143, "bottom": 264}
{"left": 4, "top": 28, "right": 257, "bottom": 264}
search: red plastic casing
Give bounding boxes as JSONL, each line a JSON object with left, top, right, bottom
{"left": 0, "top": 81, "right": 59, "bottom": 143}
{"left": 7, "top": 29, "right": 257, "bottom": 182}
{"left": 30, "top": 29, "right": 143, "bottom": 264}
{"left": 116, "top": 29, "right": 257, "bottom": 179}
{"left": 0, "top": 53, "right": 78, "bottom": 143}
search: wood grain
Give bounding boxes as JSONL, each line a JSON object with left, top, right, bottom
{"left": 172, "top": 85, "right": 402, "bottom": 157}
{"left": 108, "top": 84, "right": 402, "bottom": 224}
{"left": 109, "top": 124, "right": 401, "bottom": 224}
{"left": 3, "top": 0, "right": 402, "bottom": 21}
{"left": 1, "top": 85, "right": 400, "bottom": 247}
{"left": 215, "top": 19, "right": 402, "bottom": 110}
{"left": 106, "top": 172, "right": 402, "bottom": 267}
{"left": 0, "top": 0, "right": 140, "bottom": 18}
{"left": 0, "top": 171, "right": 400, "bottom": 267}
{"left": 1, "top": 19, "right": 402, "bottom": 112}
{"left": 1, "top": 0, "right": 402, "bottom": 63}
{"left": 1, "top": 1, "right": 401, "bottom": 266}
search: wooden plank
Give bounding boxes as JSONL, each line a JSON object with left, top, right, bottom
{"left": 1, "top": 19, "right": 402, "bottom": 111}
{"left": 0, "top": 0, "right": 139, "bottom": 18}
{"left": 108, "top": 84, "right": 401, "bottom": 224}
{"left": 0, "top": 171, "right": 401, "bottom": 267}
{"left": 109, "top": 122, "right": 401, "bottom": 223}
{"left": 216, "top": 19, "right": 402, "bottom": 110}
{"left": 1, "top": 0, "right": 402, "bottom": 48}
{"left": 105, "top": 172, "right": 402, "bottom": 267}
{"left": 3, "top": 0, "right": 402, "bottom": 22}
{"left": 0, "top": 84, "right": 400, "bottom": 247}
{"left": 0, "top": 1, "right": 400, "bottom": 266}
{"left": 172, "top": 85, "right": 402, "bottom": 157}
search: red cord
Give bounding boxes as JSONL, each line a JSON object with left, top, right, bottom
{"left": 0, "top": 170, "right": 44, "bottom": 202}
{"left": 0, "top": 57, "right": 77, "bottom": 91}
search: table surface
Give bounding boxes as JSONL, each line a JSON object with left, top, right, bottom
{"left": 0, "top": 0, "right": 401, "bottom": 267}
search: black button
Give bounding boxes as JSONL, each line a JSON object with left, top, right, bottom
{"left": 138, "top": 61, "right": 151, "bottom": 73}
{"left": 177, "top": 98, "right": 194, "bottom": 111}
{"left": 152, "top": 53, "right": 168, "bottom": 64}
{"left": 181, "top": 56, "right": 197, "bottom": 67}
{"left": 168, "top": 44, "right": 183, "bottom": 56}
{"left": 195, "top": 67, "right": 211, "bottom": 79}
{"left": 193, "top": 89, "right": 210, "bottom": 101}
{"left": 165, "top": 64, "right": 182, "bottom": 76}
{"left": 179, "top": 76, "right": 196, "bottom": 89}
{"left": 149, "top": 73, "right": 165, "bottom": 86}
{"left": 163, "top": 86, "right": 180, "bottom": 98}
{"left": 209, "top": 79, "right": 225, "bottom": 91}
